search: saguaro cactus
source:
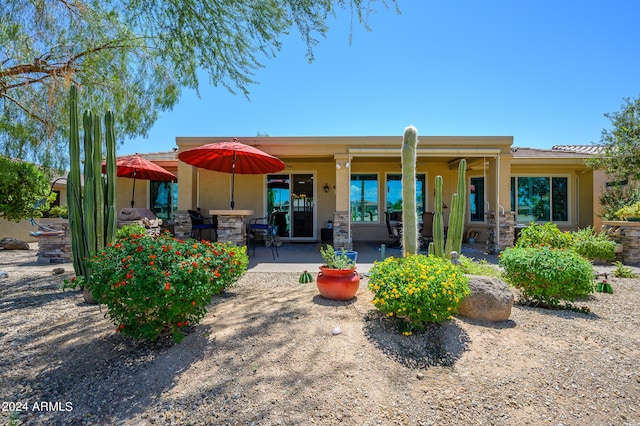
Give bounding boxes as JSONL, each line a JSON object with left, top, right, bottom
{"left": 401, "top": 126, "right": 419, "bottom": 255}
{"left": 430, "top": 176, "right": 445, "bottom": 257}
{"left": 430, "top": 159, "right": 467, "bottom": 259}
{"left": 445, "top": 159, "right": 467, "bottom": 256}
{"left": 67, "top": 86, "right": 118, "bottom": 302}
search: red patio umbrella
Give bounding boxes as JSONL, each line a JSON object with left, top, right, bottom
{"left": 178, "top": 138, "right": 285, "bottom": 209}
{"left": 103, "top": 153, "right": 177, "bottom": 208}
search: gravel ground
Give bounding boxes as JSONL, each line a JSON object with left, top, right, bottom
{"left": 1, "top": 246, "right": 640, "bottom": 426}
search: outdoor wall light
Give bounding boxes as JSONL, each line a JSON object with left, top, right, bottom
{"left": 323, "top": 183, "right": 330, "bottom": 193}
{"left": 335, "top": 161, "right": 350, "bottom": 169}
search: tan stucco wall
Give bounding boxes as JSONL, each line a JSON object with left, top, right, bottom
{"left": 0, "top": 218, "right": 39, "bottom": 242}
{"left": 510, "top": 162, "right": 592, "bottom": 231}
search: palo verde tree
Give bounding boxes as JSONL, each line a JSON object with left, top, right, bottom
{"left": 586, "top": 95, "right": 640, "bottom": 181}
{"left": 0, "top": 0, "right": 399, "bottom": 170}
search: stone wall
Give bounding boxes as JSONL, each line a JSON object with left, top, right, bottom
{"left": 35, "top": 220, "right": 72, "bottom": 264}
{"left": 485, "top": 211, "right": 515, "bottom": 254}
{"left": 332, "top": 211, "right": 351, "bottom": 249}
{"left": 603, "top": 221, "right": 640, "bottom": 265}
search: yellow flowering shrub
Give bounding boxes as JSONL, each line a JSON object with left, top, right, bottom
{"left": 368, "top": 254, "right": 469, "bottom": 332}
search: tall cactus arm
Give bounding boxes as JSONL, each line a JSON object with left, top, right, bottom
{"left": 445, "top": 194, "right": 460, "bottom": 258}
{"left": 433, "top": 175, "right": 444, "bottom": 258}
{"left": 82, "top": 111, "right": 96, "bottom": 255}
{"left": 454, "top": 160, "right": 467, "bottom": 254}
{"left": 401, "top": 126, "right": 419, "bottom": 255}
{"left": 67, "top": 86, "right": 87, "bottom": 279}
{"left": 104, "top": 111, "right": 117, "bottom": 245}
{"left": 92, "top": 114, "right": 105, "bottom": 251}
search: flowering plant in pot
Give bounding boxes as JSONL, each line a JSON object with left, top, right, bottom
{"left": 317, "top": 245, "right": 359, "bottom": 300}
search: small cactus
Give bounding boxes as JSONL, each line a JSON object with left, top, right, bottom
{"left": 299, "top": 270, "right": 314, "bottom": 284}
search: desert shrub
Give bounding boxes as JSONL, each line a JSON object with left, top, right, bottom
{"left": 612, "top": 261, "right": 636, "bottom": 278}
{"left": 599, "top": 182, "right": 640, "bottom": 221}
{"left": 79, "top": 232, "right": 248, "bottom": 342}
{"left": 571, "top": 227, "right": 616, "bottom": 261}
{"left": 499, "top": 246, "right": 594, "bottom": 302}
{"left": 368, "top": 254, "right": 469, "bottom": 334}
{"left": 47, "top": 205, "right": 68, "bottom": 218}
{"left": 515, "top": 222, "right": 573, "bottom": 249}
{"left": 459, "top": 256, "right": 502, "bottom": 278}
{"left": 115, "top": 223, "right": 147, "bottom": 241}
{"left": 614, "top": 202, "right": 640, "bottom": 220}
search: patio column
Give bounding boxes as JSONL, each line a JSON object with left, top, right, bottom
{"left": 485, "top": 153, "right": 514, "bottom": 253}
{"left": 333, "top": 154, "right": 351, "bottom": 249}
{"left": 177, "top": 162, "right": 198, "bottom": 211}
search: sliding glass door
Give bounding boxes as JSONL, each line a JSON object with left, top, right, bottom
{"left": 267, "top": 173, "right": 315, "bottom": 239}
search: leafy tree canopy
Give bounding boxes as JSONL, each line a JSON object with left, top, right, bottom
{"left": 0, "top": 156, "right": 55, "bottom": 222}
{"left": 0, "top": 0, "right": 398, "bottom": 169}
{"left": 587, "top": 95, "right": 640, "bottom": 181}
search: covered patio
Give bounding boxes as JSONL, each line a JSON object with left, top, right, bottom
{"left": 246, "top": 241, "right": 500, "bottom": 273}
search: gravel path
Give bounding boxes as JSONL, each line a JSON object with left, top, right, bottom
{"left": 1, "top": 247, "right": 639, "bottom": 425}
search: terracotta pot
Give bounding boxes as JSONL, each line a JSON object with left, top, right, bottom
{"left": 317, "top": 266, "right": 360, "bottom": 300}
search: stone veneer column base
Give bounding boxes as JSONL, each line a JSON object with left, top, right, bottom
{"left": 216, "top": 215, "right": 247, "bottom": 246}
{"left": 602, "top": 221, "right": 640, "bottom": 265}
{"left": 173, "top": 211, "right": 192, "bottom": 240}
{"left": 485, "top": 211, "right": 515, "bottom": 254}
{"left": 332, "top": 211, "right": 351, "bottom": 249}
{"left": 35, "top": 219, "right": 72, "bottom": 264}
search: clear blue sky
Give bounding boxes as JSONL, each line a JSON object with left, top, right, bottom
{"left": 120, "top": 0, "right": 640, "bottom": 155}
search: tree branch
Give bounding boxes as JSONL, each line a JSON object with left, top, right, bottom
{"left": 0, "top": 92, "right": 47, "bottom": 125}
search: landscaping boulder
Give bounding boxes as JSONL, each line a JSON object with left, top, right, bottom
{"left": 458, "top": 275, "right": 514, "bottom": 322}
{"left": 0, "top": 237, "right": 29, "bottom": 250}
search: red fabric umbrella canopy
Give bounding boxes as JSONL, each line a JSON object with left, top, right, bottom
{"left": 103, "top": 153, "right": 177, "bottom": 181}
{"left": 102, "top": 153, "right": 176, "bottom": 207}
{"left": 178, "top": 139, "right": 285, "bottom": 209}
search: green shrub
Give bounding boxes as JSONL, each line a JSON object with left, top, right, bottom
{"left": 599, "top": 182, "right": 640, "bottom": 221}
{"left": 614, "top": 202, "right": 640, "bottom": 220}
{"left": 515, "top": 222, "right": 573, "bottom": 249}
{"left": 368, "top": 254, "right": 469, "bottom": 334}
{"left": 612, "top": 261, "right": 636, "bottom": 278}
{"left": 459, "top": 256, "right": 502, "bottom": 278}
{"left": 115, "top": 223, "right": 147, "bottom": 241}
{"left": 77, "top": 232, "right": 248, "bottom": 342}
{"left": 47, "top": 205, "right": 68, "bottom": 218}
{"left": 499, "top": 246, "right": 594, "bottom": 302}
{"left": 571, "top": 227, "right": 616, "bottom": 261}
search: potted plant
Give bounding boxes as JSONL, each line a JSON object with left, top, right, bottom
{"left": 334, "top": 247, "right": 358, "bottom": 263}
{"left": 317, "top": 245, "right": 360, "bottom": 300}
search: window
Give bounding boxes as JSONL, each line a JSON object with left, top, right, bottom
{"left": 385, "top": 174, "right": 425, "bottom": 216}
{"left": 470, "top": 177, "right": 485, "bottom": 222}
{"left": 510, "top": 176, "right": 568, "bottom": 222}
{"left": 151, "top": 181, "right": 178, "bottom": 220}
{"left": 350, "top": 174, "right": 378, "bottom": 222}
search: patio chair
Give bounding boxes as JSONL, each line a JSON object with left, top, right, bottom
{"left": 188, "top": 210, "right": 216, "bottom": 241}
{"left": 420, "top": 211, "right": 434, "bottom": 250}
{"left": 248, "top": 212, "right": 280, "bottom": 259}
{"left": 385, "top": 211, "right": 402, "bottom": 249}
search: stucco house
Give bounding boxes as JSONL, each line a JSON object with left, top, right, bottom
{"left": 140, "top": 136, "right": 605, "bottom": 252}
{"left": 2, "top": 135, "right": 606, "bottom": 250}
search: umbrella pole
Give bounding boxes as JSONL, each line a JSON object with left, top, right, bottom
{"left": 230, "top": 151, "right": 236, "bottom": 209}
{"left": 131, "top": 170, "right": 136, "bottom": 208}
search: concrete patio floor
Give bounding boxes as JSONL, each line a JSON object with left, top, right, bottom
{"left": 247, "top": 241, "right": 500, "bottom": 273}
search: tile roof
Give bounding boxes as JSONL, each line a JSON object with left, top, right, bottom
{"left": 551, "top": 145, "right": 604, "bottom": 154}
